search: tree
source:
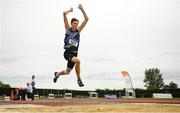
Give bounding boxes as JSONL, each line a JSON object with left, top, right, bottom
{"left": 0, "top": 81, "right": 11, "bottom": 88}
{"left": 163, "top": 84, "right": 170, "bottom": 90}
{"left": 163, "top": 82, "right": 178, "bottom": 90}
{"left": 144, "top": 68, "right": 164, "bottom": 90}
{"left": 169, "top": 82, "right": 178, "bottom": 89}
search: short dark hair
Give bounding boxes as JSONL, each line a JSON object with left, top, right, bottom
{"left": 71, "top": 18, "right": 79, "bottom": 23}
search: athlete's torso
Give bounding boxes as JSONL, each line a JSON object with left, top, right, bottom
{"left": 64, "top": 28, "right": 80, "bottom": 52}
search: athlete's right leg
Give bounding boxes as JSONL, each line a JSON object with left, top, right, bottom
{"left": 71, "top": 57, "right": 81, "bottom": 80}
{"left": 71, "top": 57, "right": 84, "bottom": 87}
{"left": 53, "top": 68, "right": 72, "bottom": 83}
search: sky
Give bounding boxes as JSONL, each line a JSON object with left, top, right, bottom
{"left": 0, "top": 0, "right": 180, "bottom": 90}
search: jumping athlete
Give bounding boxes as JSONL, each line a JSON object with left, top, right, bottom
{"left": 53, "top": 4, "right": 89, "bottom": 87}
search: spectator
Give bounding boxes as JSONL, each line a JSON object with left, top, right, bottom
{"left": 26, "top": 83, "right": 33, "bottom": 101}
{"left": 31, "top": 75, "right": 36, "bottom": 100}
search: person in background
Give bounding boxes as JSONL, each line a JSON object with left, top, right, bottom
{"left": 14, "top": 88, "right": 20, "bottom": 100}
{"left": 31, "top": 75, "right": 35, "bottom": 100}
{"left": 26, "top": 83, "right": 33, "bottom": 101}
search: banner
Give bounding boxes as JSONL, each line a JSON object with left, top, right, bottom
{"left": 121, "top": 71, "right": 134, "bottom": 90}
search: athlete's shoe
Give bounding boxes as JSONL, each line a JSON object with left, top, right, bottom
{"left": 77, "top": 79, "right": 84, "bottom": 87}
{"left": 53, "top": 72, "right": 59, "bottom": 83}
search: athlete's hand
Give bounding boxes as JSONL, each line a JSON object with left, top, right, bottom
{"left": 69, "top": 7, "right": 73, "bottom": 12}
{"left": 78, "top": 4, "right": 83, "bottom": 10}
{"left": 64, "top": 7, "right": 73, "bottom": 14}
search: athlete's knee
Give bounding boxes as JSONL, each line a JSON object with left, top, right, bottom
{"left": 65, "top": 68, "right": 71, "bottom": 75}
{"left": 72, "top": 57, "right": 80, "bottom": 65}
{"left": 65, "top": 70, "right": 70, "bottom": 75}
{"left": 75, "top": 59, "right": 80, "bottom": 65}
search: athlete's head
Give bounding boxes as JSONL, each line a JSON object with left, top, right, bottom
{"left": 71, "top": 18, "right": 79, "bottom": 31}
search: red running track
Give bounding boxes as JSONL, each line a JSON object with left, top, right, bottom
{"left": 1, "top": 98, "right": 180, "bottom": 106}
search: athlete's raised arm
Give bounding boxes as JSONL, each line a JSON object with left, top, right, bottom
{"left": 63, "top": 7, "right": 73, "bottom": 31}
{"left": 77, "top": 4, "right": 89, "bottom": 32}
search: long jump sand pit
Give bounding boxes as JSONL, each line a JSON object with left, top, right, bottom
{"left": 1, "top": 98, "right": 180, "bottom": 112}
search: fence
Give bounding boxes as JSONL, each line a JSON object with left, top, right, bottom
{"left": 0, "top": 88, "right": 180, "bottom": 98}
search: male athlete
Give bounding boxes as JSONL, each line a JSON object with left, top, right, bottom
{"left": 53, "top": 4, "right": 89, "bottom": 87}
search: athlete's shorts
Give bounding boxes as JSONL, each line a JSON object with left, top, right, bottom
{"left": 64, "top": 50, "right": 78, "bottom": 69}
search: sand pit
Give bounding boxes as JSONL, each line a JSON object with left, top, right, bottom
{"left": 1, "top": 98, "right": 180, "bottom": 112}
{"left": 1, "top": 103, "right": 180, "bottom": 113}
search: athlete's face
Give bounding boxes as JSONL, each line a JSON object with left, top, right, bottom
{"left": 71, "top": 21, "right": 79, "bottom": 30}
